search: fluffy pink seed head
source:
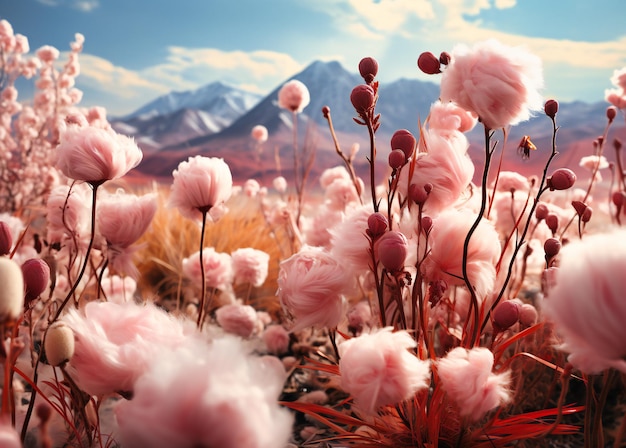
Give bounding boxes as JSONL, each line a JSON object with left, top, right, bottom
{"left": 262, "top": 324, "right": 290, "bottom": 355}
{"left": 377, "top": 231, "right": 408, "bottom": 272}
{"left": 215, "top": 303, "right": 258, "bottom": 338}
{"left": 329, "top": 205, "right": 375, "bottom": 275}
{"left": 439, "top": 39, "right": 544, "bottom": 130}
{"left": 338, "top": 328, "right": 430, "bottom": 414}
{"left": 56, "top": 125, "right": 143, "bottom": 184}
{"left": 437, "top": 347, "right": 511, "bottom": 420}
{"left": 278, "top": 245, "right": 349, "bottom": 331}
{"left": 427, "top": 101, "right": 477, "bottom": 134}
{"left": 251, "top": 125, "right": 268, "bottom": 143}
{"left": 183, "top": 248, "right": 233, "bottom": 291}
{"left": 278, "top": 79, "right": 310, "bottom": 113}
{"left": 231, "top": 247, "right": 270, "bottom": 287}
{"left": 168, "top": 156, "right": 233, "bottom": 222}
{"left": 541, "top": 229, "right": 626, "bottom": 373}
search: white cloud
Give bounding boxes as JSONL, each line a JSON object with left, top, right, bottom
{"left": 36, "top": 0, "right": 99, "bottom": 11}
{"left": 494, "top": 0, "right": 516, "bottom": 8}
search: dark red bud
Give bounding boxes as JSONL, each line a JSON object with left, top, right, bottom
{"left": 614, "top": 138, "right": 623, "bottom": 151}
{"left": 350, "top": 84, "right": 375, "bottom": 114}
{"left": 519, "top": 303, "right": 538, "bottom": 327}
{"left": 367, "top": 212, "right": 388, "bottom": 238}
{"left": 547, "top": 168, "right": 576, "bottom": 191}
{"left": 544, "top": 237, "right": 561, "bottom": 258}
{"left": 535, "top": 203, "right": 549, "bottom": 221}
{"left": 358, "top": 57, "right": 378, "bottom": 84}
{"left": 408, "top": 183, "right": 429, "bottom": 205}
{"left": 322, "top": 105, "right": 330, "bottom": 118}
{"left": 607, "top": 106, "right": 617, "bottom": 122}
{"left": 581, "top": 206, "right": 592, "bottom": 223}
{"left": 439, "top": 52, "right": 451, "bottom": 65}
{"left": 417, "top": 51, "right": 441, "bottom": 75}
{"left": 22, "top": 258, "right": 51, "bottom": 304}
{"left": 571, "top": 200, "right": 587, "bottom": 217}
{"left": 390, "top": 129, "right": 416, "bottom": 160}
{"left": 545, "top": 214, "right": 559, "bottom": 234}
{"left": 0, "top": 222, "right": 12, "bottom": 256}
{"left": 544, "top": 99, "right": 559, "bottom": 119}
{"left": 493, "top": 300, "right": 520, "bottom": 331}
{"left": 377, "top": 231, "right": 408, "bottom": 272}
{"left": 421, "top": 216, "right": 433, "bottom": 234}
{"left": 388, "top": 149, "right": 406, "bottom": 170}
{"left": 612, "top": 191, "right": 626, "bottom": 206}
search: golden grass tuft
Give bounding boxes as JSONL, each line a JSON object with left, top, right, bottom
{"left": 133, "top": 187, "right": 289, "bottom": 317}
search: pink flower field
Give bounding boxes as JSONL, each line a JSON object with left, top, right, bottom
{"left": 2, "top": 18, "right": 626, "bottom": 448}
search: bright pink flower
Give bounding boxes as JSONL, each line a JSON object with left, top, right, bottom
{"left": 115, "top": 337, "right": 293, "bottom": 448}
{"left": 168, "top": 156, "right": 233, "bottom": 222}
{"left": 231, "top": 247, "right": 270, "bottom": 287}
{"left": 427, "top": 101, "right": 477, "bottom": 134}
{"left": 251, "top": 125, "right": 268, "bottom": 143}
{"left": 262, "top": 324, "right": 290, "bottom": 355}
{"left": 183, "top": 248, "right": 233, "bottom": 291}
{"left": 277, "top": 79, "right": 310, "bottom": 113}
{"left": 437, "top": 347, "right": 511, "bottom": 420}
{"left": 97, "top": 191, "right": 158, "bottom": 277}
{"left": 541, "top": 230, "right": 626, "bottom": 373}
{"left": 421, "top": 208, "right": 501, "bottom": 299}
{"left": 215, "top": 303, "right": 258, "bottom": 338}
{"left": 56, "top": 125, "right": 143, "bottom": 184}
{"left": 440, "top": 39, "right": 543, "bottom": 130}
{"left": 338, "top": 328, "right": 430, "bottom": 414}
{"left": 278, "top": 245, "right": 350, "bottom": 331}
{"left": 62, "top": 301, "right": 189, "bottom": 396}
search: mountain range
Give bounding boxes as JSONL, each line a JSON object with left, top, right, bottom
{"left": 111, "top": 60, "right": 625, "bottom": 187}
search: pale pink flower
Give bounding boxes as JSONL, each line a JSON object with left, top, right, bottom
{"left": 62, "top": 301, "right": 189, "bottom": 396}
{"left": 492, "top": 191, "right": 532, "bottom": 237}
{"left": 347, "top": 301, "right": 373, "bottom": 334}
{"left": 100, "top": 273, "right": 137, "bottom": 304}
{"left": 231, "top": 247, "right": 270, "bottom": 287}
{"left": 338, "top": 328, "right": 430, "bottom": 414}
{"left": 97, "top": 191, "right": 158, "bottom": 277}
{"left": 611, "top": 67, "right": 626, "bottom": 91}
{"left": 329, "top": 205, "right": 374, "bottom": 276}
{"left": 440, "top": 39, "right": 544, "bottom": 129}
{"left": 56, "top": 125, "right": 143, "bottom": 184}
{"left": 324, "top": 177, "right": 361, "bottom": 211}
{"left": 183, "top": 248, "right": 233, "bottom": 291}
{"left": 215, "top": 303, "right": 258, "bottom": 338}
{"left": 437, "top": 347, "right": 511, "bottom": 420}
{"left": 277, "top": 79, "right": 310, "bottom": 113}
{"left": 115, "top": 337, "right": 293, "bottom": 448}
{"left": 36, "top": 45, "right": 60, "bottom": 64}
{"left": 262, "top": 324, "right": 290, "bottom": 355}
{"left": 319, "top": 166, "right": 352, "bottom": 189}
{"left": 168, "top": 156, "right": 233, "bottom": 222}
{"left": 605, "top": 89, "right": 626, "bottom": 109}
{"left": 243, "top": 178, "right": 261, "bottom": 197}
{"left": 427, "top": 100, "right": 477, "bottom": 134}
{"left": 278, "top": 245, "right": 350, "bottom": 331}
{"left": 0, "top": 417, "right": 21, "bottom": 448}
{"left": 400, "top": 128, "right": 474, "bottom": 215}
{"left": 45, "top": 183, "right": 92, "bottom": 247}
{"left": 421, "top": 208, "right": 501, "bottom": 299}
{"left": 272, "top": 176, "right": 287, "bottom": 193}
{"left": 541, "top": 230, "right": 626, "bottom": 373}
{"left": 251, "top": 125, "right": 268, "bottom": 143}
{"left": 493, "top": 171, "right": 531, "bottom": 193}
{"left": 579, "top": 155, "right": 609, "bottom": 181}
{"left": 302, "top": 205, "right": 343, "bottom": 248}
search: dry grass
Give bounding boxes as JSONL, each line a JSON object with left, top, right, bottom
{"left": 133, "top": 186, "right": 289, "bottom": 317}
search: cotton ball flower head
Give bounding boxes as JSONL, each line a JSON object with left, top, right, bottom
{"left": 277, "top": 79, "right": 310, "bottom": 113}
{"left": 231, "top": 247, "right": 270, "bottom": 287}
{"left": 338, "top": 328, "right": 430, "bottom": 414}
{"left": 215, "top": 303, "right": 258, "bottom": 338}
{"left": 440, "top": 39, "right": 543, "bottom": 130}
{"left": 437, "top": 347, "right": 511, "bottom": 420}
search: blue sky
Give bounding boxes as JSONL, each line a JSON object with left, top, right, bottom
{"left": 2, "top": 0, "right": 625, "bottom": 116}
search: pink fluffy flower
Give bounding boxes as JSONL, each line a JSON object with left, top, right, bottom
{"left": 541, "top": 230, "right": 626, "bottom": 373}
{"left": 278, "top": 245, "right": 350, "bottom": 331}
{"left": 493, "top": 171, "right": 531, "bottom": 193}
{"left": 215, "top": 303, "right": 258, "bottom": 338}
{"left": 421, "top": 208, "right": 501, "bottom": 299}
{"left": 277, "top": 79, "right": 310, "bottom": 113}
{"left": 251, "top": 124, "right": 268, "bottom": 143}
{"left": 231, "top": 247, "right": 270, "bottom": 287}
{"left": 338, "top": 327, "right": 430, "bottom": 414}
{"left": 329, "top": 205, "right": 374, "bottom": 276}
{"left": 324, "top": 177, "right": 362, "bottom": 211}
{"left": 262, "top": 324, "right": 290, "bottom": 355}
{"left": 320, "top": 166, "right": 351, "bottom": 189}
{"left": 273, "top": 176, "right": 287, "bottom": 193}
{"left": 56, "top": 125, "right": 143, "bottom": 184}
{"left": 97, "top": 191, "right": 158, "bottom": 277}
{"left": 437, "top": 347, "right": 511, "bottom": 420}
{"left": 440, "top": 39, "right": 544, "bottom": 130}
{"left": 115, "top": 336, "right": 293, "bottom": 448}
{"left": 183, "top": 248, "right": 233, "bottom": 291}
{"left": 45, "top": 183, "right": 92, "bottom": 248}
{"left": 243, "top": 178, "right": 261, "bottom": 197}
{"left": 427, "top": 100, "right": 477, "bottom": 134}
{"left": 62, "top": 301, "right": 189, "bottom": 396}
{"left": 168, "top": 156, "right": 233, "bottom": 222}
